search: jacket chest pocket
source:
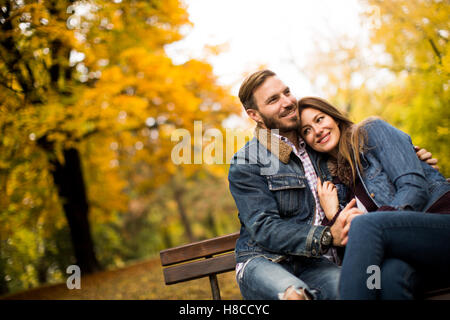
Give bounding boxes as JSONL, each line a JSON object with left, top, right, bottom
{"left": 267, "top": 174, "right": 307, "bottom": 218}
{"left": 361, "top": 154, "right": 382, "bottom": 180}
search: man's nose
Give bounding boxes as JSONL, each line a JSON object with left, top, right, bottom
{"left": 280, "top": 94, "right": 292, "bottom": 107}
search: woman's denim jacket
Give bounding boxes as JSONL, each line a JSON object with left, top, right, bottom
{"left": 352, "top": 119, "right": 449, "bottom": 211}
{"left": 228, "top": 127, "right": 334, "bottom": 264}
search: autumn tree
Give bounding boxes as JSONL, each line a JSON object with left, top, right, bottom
{"left": 0, "top": 0, "right": 240, "bottom": 292}
{"left": 363, "top": 0, "right": 450, "bottom": 176}
{"left": 298, "top": 0, "right": 449, "bottom": 175}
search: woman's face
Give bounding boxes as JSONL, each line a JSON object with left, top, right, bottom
{"left": 300, "top": 107, "right": 341, "bottom": 155}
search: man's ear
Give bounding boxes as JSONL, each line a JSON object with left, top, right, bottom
{"left": 246, "top": 108, "right": 262, "bottom": 124}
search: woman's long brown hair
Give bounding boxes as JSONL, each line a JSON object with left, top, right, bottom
{"left": 297, "top": 97, "right": 368, "bottom": 183}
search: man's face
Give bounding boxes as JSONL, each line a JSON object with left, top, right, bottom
{"left": 249, "top": 76, "right": 299, "bottom": 133}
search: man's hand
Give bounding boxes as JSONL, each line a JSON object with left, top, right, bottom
{"left": 415, "top": 146, "right": 439, "bottom": 170}
{"left": 340, "top": 212, "right": 362, "bottom": 246}
{"left": 330, "top": 199, "right": 363, "bottom": 246}
{"left": 317, "top": 178, "right": 339, "bottom": 220}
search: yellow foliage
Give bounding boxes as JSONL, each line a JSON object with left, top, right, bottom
{"left": 0, "top": 0, "right": 240, "bottom": 295}
{"left": 305, "top": 0, "right": 449, "bottom": 176}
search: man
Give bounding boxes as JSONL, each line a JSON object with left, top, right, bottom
{"left": 228, "top": 69, "right": 438, "bottom": 300}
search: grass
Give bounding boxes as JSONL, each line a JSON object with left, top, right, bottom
{"left": 0, "top": 256, "right": 242, "bottom": 300}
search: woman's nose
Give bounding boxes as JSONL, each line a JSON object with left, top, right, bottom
{"left": 314, "top": 125, "right": 323, "bottom": 136}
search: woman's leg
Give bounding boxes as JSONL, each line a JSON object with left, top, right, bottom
{"left": 339, "top": 211, "right": 450, "bottom": 300}
{"left": 379, "top": 258, "right": 420, "bottom": 300}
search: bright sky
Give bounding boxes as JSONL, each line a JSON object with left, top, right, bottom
{"left": 165, "top": 0, "right": 370, "bottom": 127}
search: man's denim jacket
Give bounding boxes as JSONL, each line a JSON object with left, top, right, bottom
{"left": 353, "top": 118, "right": 449, "bottom": 212}
{"left": 228, "top": 126, "right": 333, "bottom": 264}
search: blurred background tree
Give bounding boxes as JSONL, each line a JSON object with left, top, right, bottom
{"left": 295, "top": 0, "right": 449, "bottom": 176}
{"left": 0, "top": 0, "right": 240, "bottom": 295}
{"left": 364, "top": 0, "right": 449, "bottom": 177}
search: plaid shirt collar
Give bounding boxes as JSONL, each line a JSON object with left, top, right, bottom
{"left": 272, "top": 133, "right": 307, "bottom": 156}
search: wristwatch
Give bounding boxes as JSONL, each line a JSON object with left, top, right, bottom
{"left": 320, "top": 227, "right": 333, "bottom": 254}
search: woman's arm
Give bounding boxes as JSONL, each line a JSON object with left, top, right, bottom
{"left": 362, "top": 119, "right": 429, "bottom": 211}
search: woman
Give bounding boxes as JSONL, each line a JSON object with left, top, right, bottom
{"left": 297, "top": 96, "right": 450, "bottom": 299}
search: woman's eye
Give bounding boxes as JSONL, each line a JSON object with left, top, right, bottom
{"left": 303, "top": 128, "right": 310, "bottom": 135}
{"left": 317, "top": 116, "right": 324, "bottom": 122}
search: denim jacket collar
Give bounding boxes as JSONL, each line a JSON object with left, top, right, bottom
{"left": 253, "top": 124, "right": 293, "bottom": 164}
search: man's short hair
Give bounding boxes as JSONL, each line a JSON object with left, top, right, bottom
{"left": 238, "top": 69, "right": 276, "bottom": 110}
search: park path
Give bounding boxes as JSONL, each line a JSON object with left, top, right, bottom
{"left": 0, "top": 257, "right": 241, "bottom": 300}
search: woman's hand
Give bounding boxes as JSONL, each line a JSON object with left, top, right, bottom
{"left": 317, "top": 178, "right": 339, "bottom": 220}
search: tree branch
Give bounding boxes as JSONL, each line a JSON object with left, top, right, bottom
{"left": 427, "top": 38, "right": 442, "bottom": 64}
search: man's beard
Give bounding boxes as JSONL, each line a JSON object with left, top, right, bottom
{"left": 259, "top": 106, "right": 300, "bottom": 134}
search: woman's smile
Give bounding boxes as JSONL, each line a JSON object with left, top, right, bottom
{"left": 299, "top": 107, "right": 341, "bottom": 156}
{"left": 317, "top": 132, "right": 331, "bottom": 144}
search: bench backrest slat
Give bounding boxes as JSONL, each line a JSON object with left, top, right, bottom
{"left": 163, "top": 252, "right": 236, "bottom": 285}
{"left": 160, "top": 232, "right": 239, "bottom": 266}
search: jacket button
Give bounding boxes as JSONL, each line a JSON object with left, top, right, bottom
{"left": 370, "top": 193, "right": 375, "bottom": 198}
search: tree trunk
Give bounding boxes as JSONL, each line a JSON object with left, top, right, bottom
{"left": 0, "top": 171, "right": 10, "bottom": 296}
{"left": 49, "top": 147, "right": 101, "bottom": 274}
{"left": 173, "top": 188, "right": 196, "bottom": 243}
{"left": 0, "top": 249, "right": 9, "bottom": 296}
{"left": 206, "top": 210, "right": 219, "bottom": 238}
{"left": 36, "top": 252, "right": 49, "bottom": 284}
{"left": 0, "top": 268, "right": 9, "bottom": 296}
{"left": 160, "top": 223, "right": 173, "bottom": 249}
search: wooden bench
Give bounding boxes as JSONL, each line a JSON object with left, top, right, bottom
{"left": 160, "top": 232, "right": 450, "bottom": 300}
{"left": 424, "top": 287, "right": 450, "bottom": 300}
{"left": 160, "top": 232, "right": 240, "bottom": 300}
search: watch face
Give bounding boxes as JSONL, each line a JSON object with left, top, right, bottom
{"left": 323, "top": 231, "right": 332, "bottom": 246}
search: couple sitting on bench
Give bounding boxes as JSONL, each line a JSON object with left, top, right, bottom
{"left": 228, "top": 70, "right": 450, "bottom": 300}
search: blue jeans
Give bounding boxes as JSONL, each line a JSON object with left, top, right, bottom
{"left": 237, "top": 255, "right": 341, "bottom": 300}
{"left": 339, "top": 211, "right": 450, "bottom": 299}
